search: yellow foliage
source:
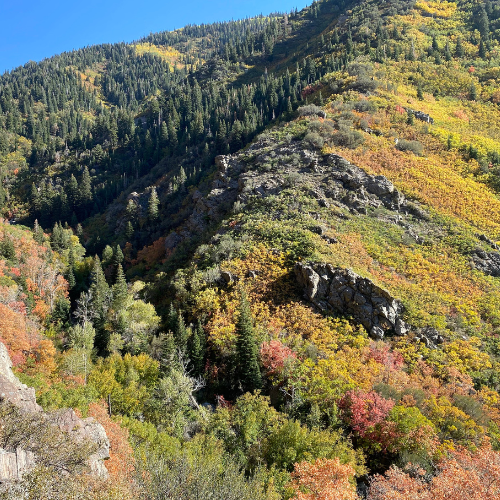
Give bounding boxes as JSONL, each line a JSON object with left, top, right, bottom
{"left": 415, "top": 0, "right": 457, "bottom": 18}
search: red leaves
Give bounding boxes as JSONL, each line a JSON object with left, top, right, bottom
{"left": 368, "top": 343, "right": 404, "bottom": 371}
{"left": 260, "top": 340, "right": 296, "bottom": 377}
{"left": 339, "top": 390, "right": 395, "bottom": 439}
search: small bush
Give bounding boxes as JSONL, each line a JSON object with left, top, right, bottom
{"left": 348, "top": 76, "right": 379, "bottom": 93}
{"left": 352, "top": 100, "right": 377, "bottom": 113}
{"left": 298, "top": 104, "right": 326, "bottom": 117}
{"left": 396, "top": 139, "right": 424, "bottom": 156}
{"left": 304, "top": 132, "right": 325, "bottom": 148}
{"left": 331, "top": 127, "right": 365, "bottom": 149}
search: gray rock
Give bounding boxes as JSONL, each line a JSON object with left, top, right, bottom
{"left": 295, "top": 262, "right": 407, "bottom": 336}
{"left": 0, "top": 342, "right": 110, "bottom": 481}
{"left": 370, "top": 326, "right": 385, "bottom": 340}
{"left": 472, "top": 249, "right": 500, "bottom": 277}
{"left": 221, "top": 270, "right": 236, "bottom": 284}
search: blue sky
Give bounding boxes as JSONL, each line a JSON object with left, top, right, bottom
{"left": 0, "top": 0, "right": 310, "bottom": 74}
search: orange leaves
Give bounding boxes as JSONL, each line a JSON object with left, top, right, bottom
{"left": 367, "top": 443, "right": 500, "bottom": 500}
{"left": 87, "top": 402, "right": 135, "bottom": 487}
{"left": 289, "top": 458, "right": 357, "bottom": 500}
{"left": 0, "top": 303, "right": 31, "bottom": 365}
{"left": 132, "top": 237, "right": 166, "bottom": 268}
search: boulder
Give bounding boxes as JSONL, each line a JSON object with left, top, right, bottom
{"left": 295, "top": 262, "right": 409, "bottom": 338}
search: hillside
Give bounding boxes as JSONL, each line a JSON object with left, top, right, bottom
{"left": 2, "top": 0, "right": 500, "bottom": 498}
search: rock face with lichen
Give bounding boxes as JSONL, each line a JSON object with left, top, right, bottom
{"left": 0, "top": 341, "right": 110, "bottom": 481}
{"left": 295, "top": 262, "right": 409, "bottom": 340}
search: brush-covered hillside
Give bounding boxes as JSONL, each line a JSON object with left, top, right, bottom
{"left": 2, "top": 0, "right": 500, "bottom": 498}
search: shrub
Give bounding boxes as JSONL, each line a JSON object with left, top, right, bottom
{"left": 348, "top": 76, "right": 379, "bottom": 93}
{"left": 304, "top": 132, "right": 324, "bottom": 148}
{"left": 297, "top": 104, "right": 326, "bottom": 117}
{"left": 396, "top": 139, "right": 424, "bottom": 156}
{"left": 331, "top": 127, "right": 365, "bottom": 149}
{"left": 352, "top": 100, "right": 377, "bottom": 113}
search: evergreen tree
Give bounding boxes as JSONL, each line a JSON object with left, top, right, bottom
{"left": 417, "top": 84, "right": 424, "bottom": 100}
{"left": 173, "top": 312, "right": 188, "bottom": 353}
{"left": 112, "top": 264, "right": 128, "bottom": 310}
{"left": 79, "top": 166, "right": 93, "bottom": 209}
{"left": 444, "top": 42, "right": 452, "bottom": 61}
{"left": 125, "top": 221, "right": 134, "bottom": 240}
{"left": 113, "top": 245, "right": 124, "bottom": 266}
{"left": 33, "top": 220, "right": 45, "bottom": 245}
{"left": 189, "top": 320, "right": 206, "bottom": 376}
{"left": 67, "top": 246, "right": 76, "bottom": 290}
{"left": 456, "top": 38, "right": 464, "bottom": 58}
{"left": 235, "top": 292, "right": 262, "bottom": 392}
{"left": 470, "top": 83, "right": 478, "bottom": 101}
{"left": 148, "top": 187, "right": 160, "bottom": 223}
{"left": 89, "top": 256, "right": 110, "bottom": 354}
{"left": 479, "top": 38, "right": 486, "bottom": 59}
{"left": 477, "top": 5, "right": 490, "bottom": 39}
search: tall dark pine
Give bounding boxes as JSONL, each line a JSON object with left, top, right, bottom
{"left": 89, "top": 256, "right": 109, "bottom": 354}
{"left": 235, "top": 292, "right": 262, "bottom": 393}
{"left": 189, "top": 320, "right": 206, "bottom": 376}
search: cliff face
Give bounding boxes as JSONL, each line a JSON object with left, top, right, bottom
{"left": 0, "top": 342, "right": 110, "bottom": 481}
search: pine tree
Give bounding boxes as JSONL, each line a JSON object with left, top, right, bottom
{"left": 407, "top": 110, "right": 414, "bottom": 125}
{"left": 235, "top": 292, "right": 262, "bottom": 392}
{"left": 148, "top": 187, "right": 160, "bottom": 223}
{"left": 125, "top": 221, "right": 134, "bottom": 240}
{"left": 174, "top": 312, "right": 188, "bottom": 353}
{"left": 189, "top": 320, "right": 206, "bottom": 376}
{"left": 112, "top": 264, "right": 127, "bottom": 310}
{"left": 456, "top": 38, "right": 464, "bottom": 58}
{"left": 417, "top": 84, "right": 424, "bottom": 100}
{"left": 89, "top": 256, "right": 110, "bottom": 354}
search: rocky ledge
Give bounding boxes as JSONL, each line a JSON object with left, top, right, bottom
{"left": 0, "top": 342, "right": 110, "bottom": 481}
{"left": 295, "top": 262, "right": 409, "bottom": 340}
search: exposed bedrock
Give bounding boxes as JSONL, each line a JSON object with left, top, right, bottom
{"left": 0, "top": 341, "right": 110, "bottom": 481}
{"left": 295, "top": 262, "right": 409, "bottom": 340}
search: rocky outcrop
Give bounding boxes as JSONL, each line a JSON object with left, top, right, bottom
{"left": 295, "top": 262, "right": 409, "bottom": 339}
{"left": 472, "top": 249, "right": 500, "bottom": 277}
{"left": 164, "top": 135, "right": 429, "bottom": 253}
{"left": 0, "top": 342, "right": 110, "bottom": 481}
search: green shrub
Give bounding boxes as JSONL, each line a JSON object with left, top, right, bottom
{"left": 396, "top": 139, "right": 424, "bottom": 156}
{"left": 297, "top": 104, "right": 325, "bottom": 117}
{"left": 331, "top": 127, "right": 365, "bottom": 149}
{"left": 304, "top": 132, "right": 325, "bottom": 148}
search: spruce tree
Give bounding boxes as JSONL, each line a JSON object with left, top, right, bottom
{"left": 189, "top": 320, "right": 206, "bottom": 376}
{"left": 174, "top": 312, "right": 188, "bottom": 353}
{"left": 235, "top": 292, "right": 262, "bottom": 392}
{"left": 112, "top": 264, "right": 128, "bottom": 310}
{"left": 89, "top": 256, "right": 109, "bottom": 354}
{"left": 148, "top": 187, "right": 160, "bottom": 223}
{"left": 456, "top": 38, "right": 464, "bottom": 58}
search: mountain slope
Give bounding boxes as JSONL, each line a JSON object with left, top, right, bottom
{"left": 2, "top": 0, "right": 500, "bottom": 498}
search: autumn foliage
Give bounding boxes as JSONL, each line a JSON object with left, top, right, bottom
{"left": 367, "top": 443, "right": 500, "bottom": 500}
{"left": 289, "top": 458, "right": 357, "bottom": 500}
